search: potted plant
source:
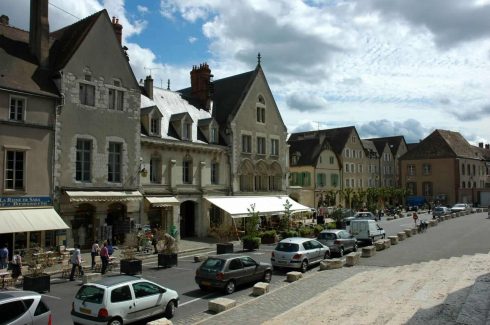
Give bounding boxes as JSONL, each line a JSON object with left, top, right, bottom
{"left": 242, "top": 204, "right": 261, "bottom": 251}
{"left": 260, "top": 230, "right": 278, "bottom": 244}
{"left": 157, "top": 233, "right": 178, "bottom": 269}
{"left": 23, "top": 249, "right": 50, "bottom": 293}
{"left": 120, "top": 233, "right": 142, "bottom": 275}
{"left": 209, "top": 224, "right": 235, "bottom": 254}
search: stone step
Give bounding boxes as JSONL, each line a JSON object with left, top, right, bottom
{"left": 455, "top": 274, "right": 490, "bottom": 325}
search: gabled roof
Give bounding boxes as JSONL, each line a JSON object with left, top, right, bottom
{"left": 288, "top": 137, "right": 321, "bottom": 166}
{"left": 49, "top": 10, "right": 104, "bottom": 70}
{"left": 366, "top": 136, "right": 406, "bottom": 156}
{"left": 170, "top": 111, "right": 192, "bottom": 122}
{"left": 289, "top": 126, "right": 356, "bottom": 156}
{"left": 179, "top": 68, "right": 258, "bottom": 126}
{"left": 0, "top": 23, "right": 58, "bottom": 97}
{"left": 400, "top": 129, "right": 483, "bottom": 160}
{"left": 361, "top": 140, "right": 379, "bottom": 158}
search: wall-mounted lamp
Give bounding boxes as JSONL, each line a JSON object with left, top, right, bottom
{"left": 139, "top": 157, "right": 148, "bottom": 177}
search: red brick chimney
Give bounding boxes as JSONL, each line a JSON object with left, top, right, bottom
{"left": 112, "top": 16, "right": 122, "bottom": 44}
{"left": 190, "top": 63, "right": 213, "bottom": 110}
{"left": 29, "top": 0, "right": 49, "bottom": 68}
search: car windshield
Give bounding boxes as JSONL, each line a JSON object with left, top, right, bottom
{"left": 275, "top": 243, "right": 299, "bottom": 252}
{"left": 75, "top": 285, "right": 105, "bottom": 304}
{"left": 317, "top": 233, "right": 336, "bottom": 240}
{"left": 200, "top": 258, "right": 225, "bottom": 271}
{"left": 434, "top": 207, "right": 444, "bottom": 211}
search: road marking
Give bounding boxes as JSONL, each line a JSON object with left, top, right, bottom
{"left": 179, "top": 292, "right": 216, "bottom": 307}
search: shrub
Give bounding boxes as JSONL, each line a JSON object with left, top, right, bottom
{"left": 260, "top": 230, "right": 277, "bottom": 239}
{"left": 313, "top": 224, "right": 324, "bottom": 236}
{"left": 281, "top": 230, "right": 298, "bottom": 239}
{"left": 242, "top": 235, "right": 260, "bottom": 250}
{"left": 326, "top": 222, "right": 337, "bottom": 229}
{"left": 298, "top": 227, "right": 313, "bottom": 237}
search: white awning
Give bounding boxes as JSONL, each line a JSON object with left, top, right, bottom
{"left": 0, "top": 208, "right": 69, "bottom": 234}
{"left": 145, "top": 196, "right": 179, "bottom": 207}
{"left": 66, "top": 191, "right": 142, "bottom": 202}
{"left": 204, "top": 196, "right": 310, "bottom": 218}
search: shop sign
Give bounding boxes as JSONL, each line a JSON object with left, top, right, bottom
{"left": 0, "top": 196, "right": 52, "bottom": 207}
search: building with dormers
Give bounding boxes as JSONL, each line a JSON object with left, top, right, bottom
{"left": 367, "top": 136, "right": 408, "bottom": 188}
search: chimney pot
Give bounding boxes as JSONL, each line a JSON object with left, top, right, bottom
{"left": 486, "top": 144, "right": 490, "bottom": 150}
{"left": 190, "top": 63, "right": 212, "bottom": 111}
{"left": 144, "top": 75, "right": 154, "bottom": 100}
{"left": 479, "top": 142, "right": 484, "bottom": 148}
{"left": 29, "top": 0, "right": 50, "bottom": 69}
{"left": 112, "top": 16, "right": 123, "bottom": 45}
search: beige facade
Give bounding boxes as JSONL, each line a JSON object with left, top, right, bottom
{"left": 379, "top": 144, "right": 395, "bottom": 187}
{"left": 341, "top": 130, "right": 366, "bottom": 191}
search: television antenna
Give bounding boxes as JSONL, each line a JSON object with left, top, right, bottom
{"left": 144, "top": 67, "right": 159, "bottom": 77}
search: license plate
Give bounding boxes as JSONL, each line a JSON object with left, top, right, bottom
{"left": 201, "top": 281, "right": 211, "bottom": 286}
{"left": 79, "top": 307, "right": 91, "bottom": 314}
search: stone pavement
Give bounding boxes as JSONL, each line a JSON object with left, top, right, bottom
{"left": 194, "top": 252, "right": 490, "bottom": 325}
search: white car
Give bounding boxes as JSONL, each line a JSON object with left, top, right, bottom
{"left": 0, "top": 290, "right": 52, "bottom": 325}
{"left": 71, "top": 275, "right": 179, "bottom": 325}
{"left": 450, "top": 203, "right": 471, "bottom": 212}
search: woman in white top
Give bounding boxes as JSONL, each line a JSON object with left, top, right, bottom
{"left": 11, "top": 251, "right": 22, "bottom": 285}
{"left": 91, "top": 240, "right": 100, "bottom": 270}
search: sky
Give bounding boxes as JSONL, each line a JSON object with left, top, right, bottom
{"left": 2, "top": 0, "right": 490, "bottom": 144}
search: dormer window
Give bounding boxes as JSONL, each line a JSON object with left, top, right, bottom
{"left": 183, "top": 122, "right": 192, "bottom": 140}
{"left": 210, "top": 127, "right": 218, "bottom": 144}
{"left": 150, "top": 117, "right": 159, "bottom": 135}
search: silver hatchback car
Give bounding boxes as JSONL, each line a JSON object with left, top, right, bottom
{"left": 0, "top": 290, "right": 52, "bottom": 325}
{"left": 271, "top": 237, "right": 330, "bottom": 273}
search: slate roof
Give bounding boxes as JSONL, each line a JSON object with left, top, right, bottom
{"left": 361, "top": 140, "right": 379, "bottom": 158}
{"left": 140, "top": 87, "right": 213, "bottom": 143}
{"left": 289, "top": 126, "right": 356, "bottom": 156}
{"left": 288, "top": 136, "right": 322, "bottom": 166}
{"left": 0, "top": 23, "right": 58, "bottom": 97}
{"left": 179, "top": 68, "right": 258, "bottom": 126}
{"left": 400, "top": 129, "right": 484, "bottom": 160}
{"left": 366, "top": 136, "right": 406, "bottom": 155}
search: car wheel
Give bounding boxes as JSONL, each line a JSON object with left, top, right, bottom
{"left": 107, "top": 318, "right": 123, "bottom": 325}
{"left": 164, "top": 300, "right": 176, "bottom": 319}
{"left": 263, "top": 270, "right": 272, "bottom": 283}
{"left": 224, "top": 280, "right": 236, "bottom": 294}
{"left": 338, "top": 247, "right": 344, "bottom": 257}
{"left": 272, "top": 265, "right": 280, "bottom": 271}
{"left": 353, "top": 243, "right": 358, "bottom": 252}
{"left": 300, "top": 260, "right": 308, "bottom": 273}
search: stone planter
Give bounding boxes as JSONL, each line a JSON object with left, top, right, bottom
{"left": 158, "top": 253, "right": 178, "bottom": 269}
{"left": 260, "top": 236, "right": 277, "bottom": 244}
{"left": 120, "top": 259, "right": 142, "bottom": 275}
{"left": 216, "top": 243, "right": 234, "bottom": 254}
{"left": 23, "top": 273, "right": 50, "bottom": 293}
{"left": 242, "top": 237, "right": 260, "bottom": 251}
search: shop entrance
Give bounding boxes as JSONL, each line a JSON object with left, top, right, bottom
{"left": 106, "top": 203, "right": 128, "bottom": 246}
{"left": 0, "top": 233, "right": 13, "bottom": 261}
{"left": 73, "top": 204, "right": 96, "bottom": 249}
{"left": 180, "top": 201, "right": 196, "bottom": 238}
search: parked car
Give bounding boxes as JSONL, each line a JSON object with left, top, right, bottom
{"left": 0, "top": 290, "right": 52, "bottom": 325}
{"left": 354, "top": 212, "right": 377, "bottom": 220}
{"left": 317, "top": 229, "right": 358, "bottom": 257}
{"left": 271, "top": 237, "right": 330, "bottom": 273}
{"left": 349, "top": 219, "right": 385, "bottom": 245}
{"left": 195, "top": 255, "right": 272, "bottom": 294}
{"left": 451, "top": 203, "right": 471, "bottom": 212}
{"left": 71, "top": 275, "right": 179, "bottom": 325}
{"left": 433, "top": 206, "right": 451, "bottom": 217}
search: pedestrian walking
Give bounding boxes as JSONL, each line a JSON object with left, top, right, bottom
{"left": 10, "top": 251, "right": 22, "bottom": 286}
{"left": 0, "top": 243, "right": 8, "bottom": 269}
{"left": 91, "top": 240, "right": 100, "bottom": 270}
{"left": 69, "top": 244, "right": 84, "bottom": 281}
{"left": 100, "top": 241, "right": 109, "bottom": 275}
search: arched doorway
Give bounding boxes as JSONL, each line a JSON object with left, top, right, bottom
{"left": 180, "top": 201, "right": 196, "bottom": 238}
{"left": 106, "top": 203, "right": 128, "bottom": 246}
{"left": 73, "top": 203, "right": 96, "bottom": 249}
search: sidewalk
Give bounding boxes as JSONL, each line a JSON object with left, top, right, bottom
{"left": 195, "top": 251, "right": 490, "bottom": 325}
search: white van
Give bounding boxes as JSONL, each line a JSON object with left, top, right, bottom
{"left": 349, "top": 219, "right": 385, "bottom": 245}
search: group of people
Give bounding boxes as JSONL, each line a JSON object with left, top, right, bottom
{"left": 0, "top": 243, "right": 23, "bottom": 286}
{"left": 69, "top": 239, "right": 114, "bottom": 281}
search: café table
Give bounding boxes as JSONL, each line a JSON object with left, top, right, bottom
{"left": 0, "top": 271, "right": 10, "bottom": 288}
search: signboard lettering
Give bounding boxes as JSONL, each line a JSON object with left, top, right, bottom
{"left": 0, "top": 196, "right": 52, "bottom": 207}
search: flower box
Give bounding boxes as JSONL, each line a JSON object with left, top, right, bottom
{"left": 120, "top": 259, "right": 142, "bottom": 275}
{"left": 157, "top": 253, "right": 178, "bottom": 269}
{"left": 23, "top": 273, "right": 50, "bottom": 293}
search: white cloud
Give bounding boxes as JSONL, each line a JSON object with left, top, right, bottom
{"left": 188, "top": 36, "right": 197, "bottom": 44}
{"left": 137, "top": 5, "right": 149, "bottom": 14}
